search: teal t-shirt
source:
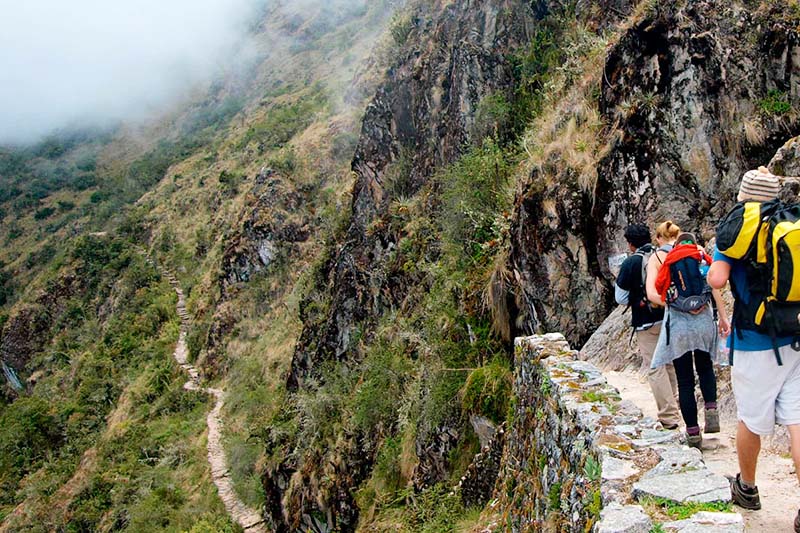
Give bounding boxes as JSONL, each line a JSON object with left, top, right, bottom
{"left": 713, "top": 249, "right": 795, "bottom": 351}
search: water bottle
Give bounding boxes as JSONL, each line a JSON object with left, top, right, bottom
{"left": 716, "top": 342, "right": 730, "bottom": 367}
{"left": 699, "top": 251, "right": 710, "bottom": 278}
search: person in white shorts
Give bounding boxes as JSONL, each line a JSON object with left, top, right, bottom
{"left": 708, "top": 169, "right": 800, "bottom": 531}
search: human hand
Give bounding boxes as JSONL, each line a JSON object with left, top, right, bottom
{"left": 718, "top": 316, "right": 731, "bottom": 338}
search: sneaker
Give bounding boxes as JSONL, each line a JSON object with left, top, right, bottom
{"left": 686, "top": 433, "right": 702, "bottom": 449}
{"left": 661, "top": 422, "right": 679, "bottom": 430}
{"left": 705, "top": 408, "right": 720, "bottom": 433}
{"left": 728, "top": 473, "right": 761, "bottom": 510}
{"left": 794, "top": 509, "right": 799, "bottom": 533}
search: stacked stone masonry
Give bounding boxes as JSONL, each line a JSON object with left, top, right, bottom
{"left": 492, "top": 334, "right": 743, "bottom": 532}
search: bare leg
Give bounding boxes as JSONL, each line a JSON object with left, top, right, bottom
{"left": 788, "top": 424, "right": 800, "bottom": 485}
{"left": 737, "top": 421, "right": 761, "bottom": 485}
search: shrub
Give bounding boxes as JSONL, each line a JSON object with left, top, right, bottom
{"left": 472, "top": 93, "right": 513, "bottom": 142}
{"left": 186, "top": 319, "right": 210, "bottom": 361}
{"left": 183, "top": 516, "right": 239, "bottom": 533}
{"left": 461, "top": 359, "right": 513, "bottom": 424}
{"left": 5, "top": 221, "right": 22, "bottom": 241}
{"left": 241, "top": 90, "right": 327, "bottom": 150}
{"left": 352, "top": 341, "right": 412, "bottom": 435}
{"left": 407, "top": 483, "right": 468, "bottom": 533}
{"left": 218, "top": 170, "right": 243, "bottom": 194}
{"left": 759, "top": 89, "right": 792, "bottom": 115}
{"left": 0, "top": 396, "right": 62, "bottom": 486}
{"left": 76, "top": 155, "right": 97, "bottom": 172}
{"left": 70, "top": 172, "right": 97, "bottom": 191}
{"left": 439, "top": 138, "right": 515, "bottom": 265}
{"left": 389, "top": 11, "right": 414, "bottom": 46}
{"left": 0, "top": 268, "right": 14, "bottom": 306}
{"left": 25, "top": 244, "right": 56, "bottom": 269}
{"left": 33, "top": 206, "right": 56, "bottom": 220}
{"left": 267, "top": 147, "right": 297, "bottom": 174}
{"left": 382, "top": 148, "right": 415, "bottom": 199}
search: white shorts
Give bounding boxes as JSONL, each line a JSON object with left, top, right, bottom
{"left": 731, "top": 344, "right": 800, "bottom": 436}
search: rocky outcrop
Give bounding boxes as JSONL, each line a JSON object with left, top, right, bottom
{"left": 766, "top": 135, "right": 800, "bottom": 200}
{"left": 510, "top": 0, "right": 800, "bottom": 347}
{"left": 579, "top": 305, "right": 638, "bottom": 371}
{"left": 0, "top": 270, "right": 82, "bottom": 387}
{"left": 220, "top": 167, "right": 310, "bottom": 296}
{"left": 203, "top": 167, "right": 311, "bottom": 376}
{"left": 271, "top": 1, "right": 544, "bottom": 530}
{"left": 290, "top": 0, "right": 540, "bottom": 388}
{"left": 492, "top": 334, "right": 740, "bottom": 532}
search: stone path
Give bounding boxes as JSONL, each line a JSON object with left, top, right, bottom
{"left": 606, "top": 369, "right": 798, "bottom": 532}
{"left": 163, "top": 268, "right": 267, "bottom": 533}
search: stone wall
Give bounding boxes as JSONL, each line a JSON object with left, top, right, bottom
{"left": 492, "top": 334, "right": 743, "bottom": 533}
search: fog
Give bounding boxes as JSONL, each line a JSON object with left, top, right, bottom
{"left": 0, "top": 0, "right": 267, "bottom": 145}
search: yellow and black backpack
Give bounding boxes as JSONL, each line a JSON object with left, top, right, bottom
{"left": 716, "top": 200, "right": 800, "bottom": 364}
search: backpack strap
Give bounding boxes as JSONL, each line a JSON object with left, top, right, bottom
{"left": 764, "top": 303, "right": 785, "bottom": 366}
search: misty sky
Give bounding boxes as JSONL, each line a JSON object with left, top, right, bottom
{"left": 0, "top": 0, "right": 264, "bottom": 145}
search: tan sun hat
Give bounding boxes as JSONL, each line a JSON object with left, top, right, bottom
{"left": 737, "top": 167, "right": 781, "bottom": 202}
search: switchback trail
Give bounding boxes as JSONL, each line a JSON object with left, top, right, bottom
{"left": 605, "top": 368, "right": 798, "bottom": 532}
{"left": 162, "top": 269, "right": 267, "bottom": 533}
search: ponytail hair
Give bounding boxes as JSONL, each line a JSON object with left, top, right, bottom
{"left": 655, "top": 220, "right": 681, "bottom": 241}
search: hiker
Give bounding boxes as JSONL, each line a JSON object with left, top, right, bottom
{"left": 615, "top": 223, "right": 680, "bottom": 430}
{"left": 645, "top": 221, "right": 730, "bottom": 449}
{"left": 708, "top": 167, "right": 800, "bottom": 530}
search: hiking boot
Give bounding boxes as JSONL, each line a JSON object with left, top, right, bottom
{"left": 686, "top": 433, "right": 702, "bottom": 449}
{"left": 794, "top": 509, "right": 800, "bottom": 533}
{"left": 728, "top": 473, "right": 761, "bottom": 510}
{"left": 705, "top": 408, "right": 720, "bottom": 434}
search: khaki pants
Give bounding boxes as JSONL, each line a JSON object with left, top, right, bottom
{"left": 637, "top": 322, "right": 680, "bottom": 427}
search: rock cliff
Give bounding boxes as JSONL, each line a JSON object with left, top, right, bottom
{"left": 511, "top": 0, "right": 800, "bottom": 347}
{"left": 271, "top": 1, "right": 542, "bottom": 530}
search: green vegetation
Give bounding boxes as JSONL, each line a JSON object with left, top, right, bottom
{"left": 240, "top": 87, "right": 328, "bottom": 151}
{"left": 0, "top": 1, "right": 665, "bottom": 530}
{"left": 0, "top": 3, "right": 401, "bottom": 531}
{"left": 461, "top": 358, "right": 513, "bottom": 424}
{"left": 389, "top": 11, "right": 414, "bottom": 47}
{"left": 439, "top": 138, "right": 516, "bottom": 266}
{"left": 641, "top": 496, "right": 733, "bottom": 520}
{"left": 759, "top": 89, "right": 793, "bottom": 116}
{"left": 0, "top": 237, "right": 235, "bottom": 529}
{"left": 547, "top": 481, "right": 563, "bottom": 511}
{"left": 583, "top": 455, "right": 601, "bottom": 481}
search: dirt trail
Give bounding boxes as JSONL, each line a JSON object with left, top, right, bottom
{"left": 164, "top": 270, "right": 267, "bottom": 533}
{"left": 605, "top": 369, "right": 798, "bottom": 532}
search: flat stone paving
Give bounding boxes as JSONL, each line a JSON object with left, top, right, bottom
{"left": 513, "top": 336, "right": 743, "bottom": 533}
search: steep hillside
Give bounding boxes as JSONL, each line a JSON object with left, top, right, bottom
{"left": 2, "top": 0, "right": 799, "bottom": 531}
{"left": 0, "top": 1, "right": 399, "bottom": 529}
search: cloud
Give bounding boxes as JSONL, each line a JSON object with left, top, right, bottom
{"left": 0, "top": 0, "right": 265, "bottom": 145}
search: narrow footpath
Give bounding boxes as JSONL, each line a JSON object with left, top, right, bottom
{"left": 162, "top": 269, "right": 267, "bottom": 533}
{"left": 605, "top": 369, "right": 798, "bottom": 532}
